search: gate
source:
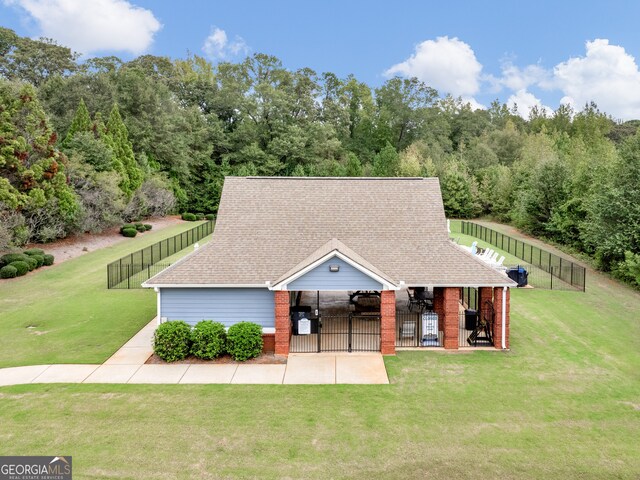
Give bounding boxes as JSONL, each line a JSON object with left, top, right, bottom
{"left": 289, "top": 313, "right": 380, "bottom": 353}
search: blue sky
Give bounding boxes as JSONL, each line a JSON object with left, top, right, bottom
{"left": 2, "top": 0, "right": 640, "bottom": 119}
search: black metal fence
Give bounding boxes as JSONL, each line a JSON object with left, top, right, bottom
{"left": 289, "top": 314, "right": 381, "bottom": 353}
{"left": 395, "top": 312, "right": 442, "bottom": 347}
{"left": 107, "top": 221, "right": 214, "bottom": 289}
{"left": 458, "top": 221, "right": 586, "bottom": 291}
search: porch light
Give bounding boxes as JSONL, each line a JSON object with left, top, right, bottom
{"left": 329, "top": 264, "right": 340, "bottom": 272}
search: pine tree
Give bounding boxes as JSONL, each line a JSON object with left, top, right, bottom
{"left": 105, "top": 104, "right": 143, "bottom": 195}
{"left": 61, "top": 98, "right": 91, "bottom": 148}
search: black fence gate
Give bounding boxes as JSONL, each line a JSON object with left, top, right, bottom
{"left": 289, "top": 313, "right": 380, "bottom": 353}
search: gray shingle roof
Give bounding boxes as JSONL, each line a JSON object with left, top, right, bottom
{"left": 144, "top": 177, "right": 515, "bottom": 288}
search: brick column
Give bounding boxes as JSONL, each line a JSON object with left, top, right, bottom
{"left": 380, "top": 290, "right": 396, "bottom": 355}
{"left": 433, "top": 287, "right": 444, "bottom": 333}
{"left": 443, "top": 287, "right": 460, "bottom": 350}
{"left": 478, "top": 287, "right": 493, "bottom": 312}
{"left": 492, "top": 287, "right": 510, "bottom": 349}
{"left": 274, "top": 290, "right": 290, "bottom": 356}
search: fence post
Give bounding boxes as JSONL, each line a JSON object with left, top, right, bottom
{"left": 559, "top": 257, "right": 563, "bottom": 282}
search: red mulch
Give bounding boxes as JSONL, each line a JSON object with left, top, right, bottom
{"left": 145, "top": 353, "right": 287, "bottom": 365}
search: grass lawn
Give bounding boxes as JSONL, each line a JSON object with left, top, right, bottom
{"left": 0, "top": 223, "right": 639, "bottom": 478}
{"left": 0, "top": 221, "right": 210, "bottom": 368}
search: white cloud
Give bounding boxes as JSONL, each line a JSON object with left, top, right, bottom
{"left": 385, "top": 36, "right": 483, "bottom": 97}
{"left": 202, "top": 27, "right": 248, "bottom": 61}
{"left": 552, "top": 39, "right": 640, "bottom": 120}
{"left": 499, "top": 61, "right": 550, "bottom": 91}
{"left": 4, "top": 0, "right": 162, "bottom": 55}
{"left": 507, "top": 89, "right": 552, "bottom": 118}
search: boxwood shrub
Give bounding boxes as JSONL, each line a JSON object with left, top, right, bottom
{"left": 120, "top": 224, "right": 135, "bottom": 233}
{"left": 190, "top": 320, "right": 227, "bottom": 360}
{"left": 144, "top": 224, "right": 153, "bottom": 231}
{"left": 42, "top": 254, "right": 55, "bottom": 266}
{"left": 0, "top": 265, "right": 17, "bottom": 279}
{"left": 181, "top": 212, "right": 196, "bottom": 221}
{"left": 205, "top": 214, "right": 215, "bottom": 221}
{"left": 121, "top": 227, "right": 137, "bottom": 238}
{"left": 1, "top": 253, "right": 29, "bottom": 267}
{"left": 153, "top": 320, "right": 192, "bottom": 362}
{"left": 24, "top": 256, "right": 37, "bottom": 271}
{"left": 24, "top": 248, "right": 45, "bottom": 256}
{"left": 195, "top": 213, "right": 205, "bottom": 221}
{"left": 226, "top": 322, "right": 263, "bottom": 361}
{"left": 31, "top": 254, "right": 45, "bottom": 268}
{"left": 9, "top": 261, "right": 29, "bottom": 276}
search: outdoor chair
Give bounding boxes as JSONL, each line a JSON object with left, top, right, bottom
{"left": 400, "top": 319, "right": 416, "bottom": 339}
{"left": 495, "top": 255, "right": 505, "bottom": 267}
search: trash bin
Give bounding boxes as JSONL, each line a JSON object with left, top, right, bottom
{"left": 507, "top": 266, "right": 529, "bottom": 287}
{"left": 464, "top": 309, "right": 477, "bottom": 330}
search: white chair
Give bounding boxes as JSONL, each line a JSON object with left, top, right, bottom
{"left": 471, "top": 241, "right": 477, "bottom": 255}
{"left": 490, "top": 252, "right": 499, "bottom": 263}
{"left": 495, "top": 255, "right": 505, "bottom": 267}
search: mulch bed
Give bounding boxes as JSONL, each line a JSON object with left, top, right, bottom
{"left": 145, "top": 353, "right": 287, "bottom": 365}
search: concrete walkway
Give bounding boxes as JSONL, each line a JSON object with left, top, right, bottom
{"left": 0, "top": 319, "right": 389, "bottom": 386}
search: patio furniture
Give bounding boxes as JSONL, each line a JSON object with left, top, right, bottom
{"left": 467, "top": 300, "right": 494, "bottom": 346}
{"left": 414, "top": 288, "right": 434, "bottom": 311}
{"left": 400, "top": 318, "right": 416, "bottom": 339}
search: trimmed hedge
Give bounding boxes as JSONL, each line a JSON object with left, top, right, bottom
{"left": 153, "top": 321, "right": 192, "bottom": 362}
{"left": 190, "top": 320, "right": 227, "bottom": 360}
{"left": 120, "top": 224, "right": 135, "bottom": 233}
{"left": 0, "top": 265, "right": 17, "bottom": 279}
{"left": 181, "top": 212, "right": 196, "bottom": 221}
{"left": 24, "top": 256, "right": 37, "bottom": 271}
{"left": 144, "top": 224, "right": 153, "bottom": 231}
{"left": 9, "top": 261, "right": 29, "bottom": 276}
{"left": 226, "top": 322, "right": 263, "bottom": 361}
{"left": 121, "top": 227, "right": 138, "bottom": 238}
{"left": 24, "top": 248, "right": 45, "bottom": 256}
{"left": 135, "top": 223, "right": 146, "bottom": 232}
{"left": 43, "top": 254, "right": 55, "bottom": 266}
{"left": 195, "top": 213, "right": 205, "bottom": 221}
{"left": 1, "top": 253, "right": 29, "bottom": 267}
{"left": 205, "top": 214, "right": 215, "bottom": 221}
{"left": 31, "top": 254, "right": 45, "bottom": 268}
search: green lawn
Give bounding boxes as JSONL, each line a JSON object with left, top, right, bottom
{"left": 1, "top": 224, "right": 639, "bottom": 478}
{"left": 0, "top": 221, "right": 210, "bottom": 368}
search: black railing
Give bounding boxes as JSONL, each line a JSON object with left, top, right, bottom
{"left": 395, "top": 312, "right": 442, "bottom": 348}
{"left": 107, "top": 263, "right": 172, "bottom": 289}
{"left": 289, "top": 314, "right": 381, "bottom": 353}
{"left": 458, "top": 221, "right": 586, "bottom": 291}
{"left": 107, "top": 221, "right": 214, "bottom": 289}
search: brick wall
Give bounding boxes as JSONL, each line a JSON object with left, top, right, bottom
{"left": 443, "top": 287, "right": 460, "bottom": 349}
{"left": 380, "top": 290, "right": 396, "bottom": 355}
{"left": 433, "top": 287, "right": 444, "bottom": 332}
{"left": 262, "top": 334, "right": 275, "bottom": 353}
{"left": 274, "top": 290, "right": 290, "bottom": 356}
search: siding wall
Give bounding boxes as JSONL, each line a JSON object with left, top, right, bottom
{"left": 288, "top": 257, "right": 383, "bottom": 291}
{"left": 160, "top": 288, "right": 275, "bottom": 328}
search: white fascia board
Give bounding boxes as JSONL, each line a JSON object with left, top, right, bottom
{"left": 141, "top": 283, "right": 269, "bottom": 288}
{"left": 270, "top": 250, "right": 399, "bottom": 291}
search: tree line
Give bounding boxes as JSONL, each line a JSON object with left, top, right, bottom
{"left": 1, "top": 27, "right": 639, "bottom": 286}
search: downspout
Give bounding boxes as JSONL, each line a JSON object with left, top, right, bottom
{"left": 501, "top": 286, "right": 507, "bottom": 350}
{"left": 155, "top": 287, "right": 162, "bottom": 325}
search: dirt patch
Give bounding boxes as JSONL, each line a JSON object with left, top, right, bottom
{"left": 145, "top": 353, "right": 287, "bottom": 365}
{"left": 22, "top": 215, "right": 183, "bottom": 264}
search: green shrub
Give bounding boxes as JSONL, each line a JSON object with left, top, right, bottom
{"left": 135, "top": 223, "right": 146, "bottom": 232}
{"left": 205, "top": 214, "right": 215, "bottom": 221}
{"left": 1, "top": 253, "right": 29, "bottom": 267}
{"left": 190, "top": 320, "right": 227, "bottom": 360}
{"left": 9, "top": 261, "right": 29, "bottom": 276}
{"left": 153, "top": 321, "right": 192, "bottom": 362}
{"left": 121, "top": 227, "right": 137, "bottom": 238}
{"left": 181, "top": 212, "right": 196, "bottom": 221}
{"left": 0, "top": 265, "right": 17, "bottom": 279}
{"left": 23, "top": 248, "right": 45, "bottom": 256}
{"left": 226, "top": 322, "right": 263, "bottom": 361}
{"left": 24, "top": 256, "right": 37, "bottom": 271}
{"left": 144, "top": 224, "right": 153, "bottom": 231}
{"left": 31, "top": 254, "right": 45, "bottom": 268}
{"left": 120, "top": 223, "right": 135, "bottom": 233}
{"left": 195, "top": 213, "right": 205, "bottom": 221}
{"left": 42, "top": 254, "right": 55, "bottom": 266}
